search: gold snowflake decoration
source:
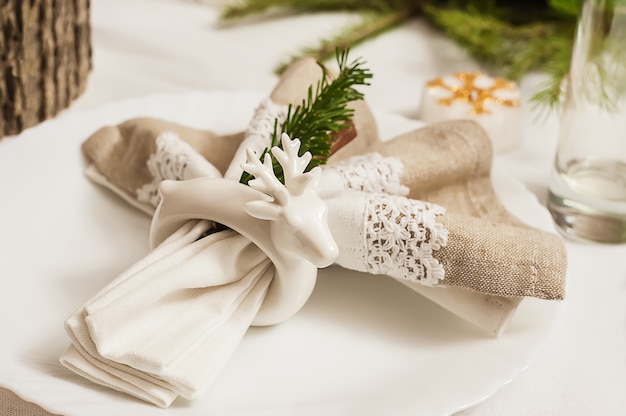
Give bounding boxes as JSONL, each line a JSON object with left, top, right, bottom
{"left": 426, "top": 72, "right": 520, "bottom": 115}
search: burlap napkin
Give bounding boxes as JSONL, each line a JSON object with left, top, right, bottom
{"left": 0, "top": 387, "right": 60, "bottom": 416}
{"left": 330, "top": 121, "right": 566, "bottom": 334}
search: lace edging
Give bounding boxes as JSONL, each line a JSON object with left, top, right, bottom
{"left": 328, "top": 153, "right": 409, "bottom": 195}
{"left": 136, "top": 131, "right": 205, "bottom": 207}
{"left": 365, "top": 193, "right": 448, "bottom": 286}
{"left": 245, "top": 98, "right": 289, "bottom": 151}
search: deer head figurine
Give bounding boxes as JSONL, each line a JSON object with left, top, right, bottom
{"left": 150, "top": 133, "right": 339, "bottom": 326}
{"left": 242, "top": 133, "right": 339, "bottom": 268}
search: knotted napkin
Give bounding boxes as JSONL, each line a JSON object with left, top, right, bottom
{"left": 61, "top": 58, "right": 567, "bottom": 407}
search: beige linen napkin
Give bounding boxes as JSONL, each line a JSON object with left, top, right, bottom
{"left": 82, "top": 121, "right": 233, "bottom": 214}
{"left": 372, "top": 121, "right": 566, "bottom": 334}
{"left": 0, "top": 387, "right": 60, "bottom": 416}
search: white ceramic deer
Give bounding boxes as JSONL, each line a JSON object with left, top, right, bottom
{"left": 150, "top": 133, "right": 339, "bottom": 326}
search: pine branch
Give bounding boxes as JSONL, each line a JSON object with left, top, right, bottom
{"left": 524, "top": 70, "right": 570, "bottom": 112}
{"left": 218, "top": 0, "right": 580, "bottom": 108}
{"left": 424, "top": 6, "right": 575, "bottom": 78}
{"left": 221, "top": 0, "right": 404, "bottom": 20}
{"left": 221, "top": 0, "right": 289, "bottom": 20}
{"left": 548, "top": 0, "right": 582, "bottom": 17}
{"left": 240, "top": 49, "right": 372, "bottom": 185}
{"left": 275, "top": 6, "right": 418, "bottom": 74}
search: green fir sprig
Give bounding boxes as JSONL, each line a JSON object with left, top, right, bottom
{"left": 221, "top": 0, "right": 409, "bottom": 20}
{"left": 239, "top": 49, "right": 372, "bottom": 185}
{"left": 424, "top": 4, "right": 576, "bottom": 107}
{"left": 219, "top": 0, "right": 582, "bottom": 107}
{"left": 275, "top": 8, "right": 416, "bottom": 74}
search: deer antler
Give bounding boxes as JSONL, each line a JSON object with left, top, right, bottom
{"left": 272, "top": 133, "right": 311, "bottom": 178}
{"left": 242, "top": 133, "right": 319, "bottom": 202}
{"left": 241, "top": 148, "right": 289, "bottom": 206}
{"left": 271, "top": 133, "right": 319, "bottom": 196}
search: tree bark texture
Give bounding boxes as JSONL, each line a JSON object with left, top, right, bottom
{"left": 1, "top": 0, "right": 91, "bottom": 138}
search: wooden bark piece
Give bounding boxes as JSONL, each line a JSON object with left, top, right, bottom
{"left": 0, "top": 0, "right": 91, "bottom": 138}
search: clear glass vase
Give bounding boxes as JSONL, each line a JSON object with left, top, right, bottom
{"left": 548, "top": 0, "right": 626, "bottom": 243}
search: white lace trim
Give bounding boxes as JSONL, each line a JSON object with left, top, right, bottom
{"left": 245, "top": 98, "right": 289, "bottom": 154}
{"left": 328, "top": 153, "right": 409, "bottom": 196}
{"left": 365, "top": 193, "right": 448, "bottom": 286}
{"left": 136, "top": 131, "right": 211, "bottom": 207}
{"left": 224, "top": 98, "right": 289, "bottom": 180}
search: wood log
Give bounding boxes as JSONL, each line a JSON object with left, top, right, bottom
{"left": 0, "top": 0, "right": 92, "bottom": 138}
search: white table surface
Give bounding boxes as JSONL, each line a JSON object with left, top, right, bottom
{"left": 4, "top": 0, "right": 626, "bottom": 414}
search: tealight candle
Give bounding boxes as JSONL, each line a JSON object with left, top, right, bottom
{"left": 420, "top": 72, "right": 523, "bottom": 153}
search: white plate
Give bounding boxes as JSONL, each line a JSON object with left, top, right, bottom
{"left": 0, "top": 91, "right": 563, "bottom": 416}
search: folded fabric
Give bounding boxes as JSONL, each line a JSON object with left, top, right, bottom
{"left": 82, "top": 122, "right": 231, "bottom": 214}
{"left": 60, "top": 137, "right": 420, "bottom": 407}
{"left": 61, "top": 58, "right": 379, "bottom": 407}
{"left": 62, "top": 220, "right": 273, "bottom": 407}
{"left": 371, "top": 121, "right": 567, "bottom": 333}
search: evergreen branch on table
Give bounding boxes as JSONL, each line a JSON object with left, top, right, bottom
{"left": 218, "top": 0, "right": 582, "bottom": 107}
{"left": 275, "top": 7, "right": 417, "bottom": 74}
{"left": 530, "top": 63, "right": 568, "bottom": 113}
{"left": 239, "top": 49, "right": 373, "bottom": 185}
{"left": 549, "top": 0, "right": 583, "bottom": 17}
{"left": 220, "top": 0, "right": 407, "bottom": 20}
{"left": 528, "top": 34, "right": 574, "bottom": 111}
{"left": 424, "top": 6, "right": 574, "bottom": 79}
{"left": 424, "top": 5, "right": 576, "bottom": 106}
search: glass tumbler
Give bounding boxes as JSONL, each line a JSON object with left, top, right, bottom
{"left": 548, "top": 0, "right": 626, "bottom": 243}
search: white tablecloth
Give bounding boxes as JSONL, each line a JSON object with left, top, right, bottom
{"left": 3, "top": 0, "right": 626, "bottom": 414}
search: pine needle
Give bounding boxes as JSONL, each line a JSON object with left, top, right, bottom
{"left": 424, "top": 4, "right": 576, "bottom": 108}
